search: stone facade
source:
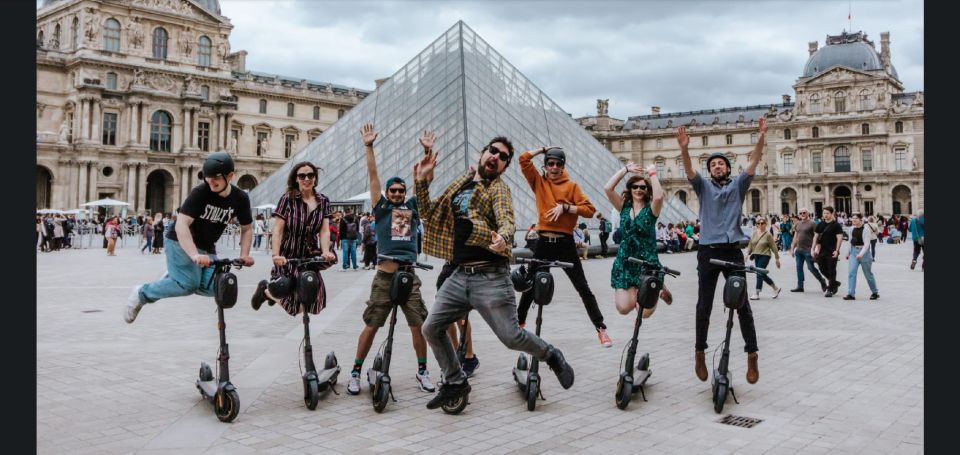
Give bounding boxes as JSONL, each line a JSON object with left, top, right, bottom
{"left": 579, "top": 31, "right": 923, "bottom": 218}
{"left": 36, "top": 0, "right": 370, "bottom": 215}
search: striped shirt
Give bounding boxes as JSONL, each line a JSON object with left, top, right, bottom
{"left": 415, "top": 170, "right": 515, "bottom": 262}
{"left": 271, "top": 190, "right": 332, "bottom": 315}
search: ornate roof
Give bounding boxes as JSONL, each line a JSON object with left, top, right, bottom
{"left": 803, "top": 31, "right": 898, "bottom": 80}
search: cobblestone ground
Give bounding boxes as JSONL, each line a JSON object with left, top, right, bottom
{"left": 37, "top": 240, "right": 923, "bottom": 454}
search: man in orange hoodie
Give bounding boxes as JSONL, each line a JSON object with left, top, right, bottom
{"left": 517, "top": 147, "right": 612, "bottom": 347}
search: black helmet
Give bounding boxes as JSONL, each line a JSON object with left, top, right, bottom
{"left": 706, "top": 152, "right": 731, "bottom": 176}
{"left": 201, "top": 151, "right": 235, "bottom": 178}
{"left": 510, "top": 265, "right": 534, "bottom": 293}
{"left": 544, "top": 147, "right": 565, "bottom": 166}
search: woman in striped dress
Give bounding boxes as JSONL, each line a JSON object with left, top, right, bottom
{"left": 251, "top": 161, "right": 337, "bottom": 315}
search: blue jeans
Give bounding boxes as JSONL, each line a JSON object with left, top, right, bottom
{"left": 139, "top": 239, "right": 217, "bottom": 304}
{"left": 253, "top": 234, "right": 263, "bottom": 249}
{"left": 847, "top": 246, "right": 878, "bottom": 297}
{"left": 794, "top": 249, "right": 825, "bottom": 289}
{"left": 752, "top": 254, "right": 777, "bottom": 290}
{"left": 341, "top": 239, "right": 358, "bottom": 269}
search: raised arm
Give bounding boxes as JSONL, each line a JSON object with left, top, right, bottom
{"left": 744, "top": 117, "right": 767, "bottom": 176}
{"left": 413, "top": 129, "right": 438, "bottom": 218}
{"left": 361, "top": 124, "right": 382, "bottom": 207}
{"left": 604, "top": 162, "right": 642, "bottom": 211}
{"left": 647, "top": 164, "right": 664, "bottom": 217}
{"left": 676, "top": 126, "right": 696, "bottom": 181}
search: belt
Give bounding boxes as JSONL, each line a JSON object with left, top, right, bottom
{"left": 539, "top": 232, "right": 572, "bottom": 243}
{"left": 703, "top": 242, "right": 741, "bottom": 249}
{"left": 457, "top": 263, "right": 508, "bottom": 274}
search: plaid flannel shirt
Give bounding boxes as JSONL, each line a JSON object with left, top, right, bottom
{"left": 415, "top": 170, "right": 515, "bottom": 261}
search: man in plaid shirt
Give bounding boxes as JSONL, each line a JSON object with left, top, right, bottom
{"left": 415, "top": 130, "right": 575, "bottom": 411}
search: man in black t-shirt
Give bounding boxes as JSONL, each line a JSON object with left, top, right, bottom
{"left": 124, "top": 152, "right": 254, "bottom": 323}
{"left": 812, "top": 205, "right": 844, "bottom": 298}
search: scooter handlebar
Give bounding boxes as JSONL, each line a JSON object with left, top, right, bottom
{"left": 627, "top": 257, "right": 681, "bottom": 277}
{"left": 515, "top": 257, "right": 574, "bottom": 269}
{"left": 708, "top": 258, "right": 768, "bottom": 275}
{"left": 377, "top": 254, "right": 434, "bottom": 270}
{"left": 210, "top": 258, "right": 245, "bottom": 269}
{"left": 286, "top": 256, "right": 332, "bottom": 267}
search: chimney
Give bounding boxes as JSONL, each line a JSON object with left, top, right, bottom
{"left": 879, "top": 32, "right": 892, "bottom": 69}
{"left": 782, "top": 94, "right": 791, "bottom": 104}
{"left": 808, "top": 41, "right": 818, "bottom": 56}
{"left": 651, "top": 106, "right": 661, "bottom": 115}
{"left": 374, "top": 78, "right": 388, "bottom": 89}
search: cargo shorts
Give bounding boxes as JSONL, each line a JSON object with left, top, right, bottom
{"left": 363, "top": 269, "right": 428, "bottom": 327}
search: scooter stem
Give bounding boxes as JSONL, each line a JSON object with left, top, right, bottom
{"left": 217, "top": 305, "right": 230, "bottom": 382}
{"left": 719, "top": 309, "right": 735, "bottom": 375}
{"left": 383, "top": 303, "right": 399, "bottom": 375}
{"left": 303, "top": 312, "right": 316, "bottom": 372}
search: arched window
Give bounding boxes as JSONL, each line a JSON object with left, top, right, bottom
{"left": 197, "top": 35, "right": 211, "bottom": 67}
{"left": 895, "top": 121, "right": 903, "bottom": 133}
{"left": 287, "top": 102, "right": 295, "bottom": 117}
{"left": 71, "top": 17, "right": 79, "bottom": 49}
{"left": 152, "top": 27, "right": 168, "bottom": 60}
{"left": 337, "top": 109, "right": 345, "bottom": 119}
{"left": 782, "top": 153, "right": 793, "bottom": 174}
{"left": 37, "top": 30, "right": 44, "bottom": 48}
{"left": 52, "top": 24, "right": 61, "bottom": 49}
{"left": 809, "top": 93, "right": 821, "bottom": 114}
{"left": 677, "top": 190, "right": 687, "bottom": 204}
{"left": 259, "top": 99, "right": 267, "bottom": 114}
{"left": 812, "top": 126, "right": 819, "bottom": 138}
{"left": 313, "top": 106, "right": 320, "bottom": 120}
{"left": 861, "top": 123, "right": 870, "bottom": 135}
{"left": 784, "top": 128, "right": 791, "bottom": 140}
{"left": 834, "top": 146, "right": 850, "bottom": 172}
{"left": 150, "top": 111, "right": 172, "bottom": 152}
{"left": 106, "top": 72, "right": 117, "bottom": 90}
{"left": 103, "top": 19, "right": 120, "bottom": 52}
{"left": 200, "top": 85, "right": 209, "bottom": 101}
{"left": 834, "top": 91, "right": 846, "bottom": 113}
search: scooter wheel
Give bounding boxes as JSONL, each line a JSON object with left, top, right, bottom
{"left": 637, "top": 353, "right": 650, "bottom": 372}
{"left": 714, "top": 383, "right": 728, "bottom": 414}
{"left": 615, "top": 376, "right": 632, "bottom": 410}
{"left": 372, "top": 381, "right": 390, "bottom": 413}
{"left": 199, "top": 363, "right": 213, "bottom": 382}
{"left": 526, "top": 378, "right": 539, "bottom": 412}
{"left": 304, "top": 378, "right": 320, "bottom": 410}
{"left": 441, "top": 392, "right": 469, "bottom": 415}
{"left": 214, "top": 389, "right": 240, "bottom": 423}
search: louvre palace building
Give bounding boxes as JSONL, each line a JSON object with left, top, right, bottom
{"left": 578, "top": 30, "right": 923, "bottom": 218}
{"left": 36, "top": 0, "right": 371, "bottom": 214}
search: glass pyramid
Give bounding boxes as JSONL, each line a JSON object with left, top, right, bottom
{"left": 249, "top": 21, "right": 626, "bottom": 238}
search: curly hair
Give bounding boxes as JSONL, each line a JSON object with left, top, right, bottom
{"left": 620, "top": 174, "right": 652, "bottom": 206}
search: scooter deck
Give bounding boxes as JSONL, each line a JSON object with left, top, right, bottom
{"left": 633, "top": 369, "right": 652, "bottom": 389}
{"left": 196, "top": 379, "right": 218, "bottom": 398}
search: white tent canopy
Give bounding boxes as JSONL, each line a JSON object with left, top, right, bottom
{"left": 81, "top": 198, "right": 130, "bottom": 207}
{"left": 346, "top": 191, "right": 372, "bottom": 202}
{"left": 253, "top": 203, "right": 277, "bottom": 210}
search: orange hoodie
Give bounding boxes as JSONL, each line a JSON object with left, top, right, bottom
{"left": 519, "top": 151, "right": 596, "bottom": 234}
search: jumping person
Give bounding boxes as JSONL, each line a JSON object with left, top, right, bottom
{"left": 415, "top": 130, "right": 575, "bottom": 410}
{"left": 124, "top": 151, "right": 254, "bottom": 323}
{"left": 677, "top": 117, "right": 766, "bottom": 385}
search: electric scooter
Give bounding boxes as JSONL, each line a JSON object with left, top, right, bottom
{"left": 283, "top": 256, "right": 342, "bottom": 410}
{"left": 366, "top": 254, "right": 434, "bottom": 413}
{"left": 707, "top": 258, "right": 768, "bottom": 414}
{"left": 614, "top": 257, "right": 680, "bottom": 410}
{"left": 196, "top": 258, "right": 245, "bottom": 423}
{"left": 510, "top": 257, "right": 574, "bottom": 411}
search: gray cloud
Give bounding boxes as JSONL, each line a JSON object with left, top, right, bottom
{"left": 223, "top": 0, "right": 923, "bottom": 119}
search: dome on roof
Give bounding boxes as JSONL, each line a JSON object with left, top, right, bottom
{"left": 803, "top": 32, "right": 898, "bottom": 80}
{"left": 42, "top": 0, "right": 221, "bottom": 15}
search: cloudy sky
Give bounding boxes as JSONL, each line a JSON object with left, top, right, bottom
{"left": 78, "top": 0, "right": 928, "bottom": 120}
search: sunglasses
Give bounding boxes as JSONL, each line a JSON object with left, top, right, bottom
{"left": 486, "top": 147, "right": 512, "bottom": 162}
{"left": 387, "top": 187, "right": 406, "bottom": 194}
{"left": 296, "top": 172, "right": 316, "bottom": 180}
{"left": 545, "top": 161, "right": 564, "bottom": 168}
{"left": 630, "top": 184, "right": 648, "bottom": 190}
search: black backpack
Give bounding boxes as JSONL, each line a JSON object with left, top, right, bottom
{"left": 612, "top": 227, "right": 622, "bottom": 244}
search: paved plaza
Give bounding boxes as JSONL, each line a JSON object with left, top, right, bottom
{"left": 37, "top": 239, "right": 923, "bottom": 454}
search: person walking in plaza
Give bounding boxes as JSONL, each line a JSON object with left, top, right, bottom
{"left": 603, "top": 161, "right": 673, "bottom": 318}
{"left": 415, "top": 130, "right": 575, "bottom": 410}
{"left": 341, "top": 124, "right": 436, "bottom": 396}
{"left": 151, "top": 213, "right": 164, "bottom": 254}
{"left": 252, "top": 214, "right": 265, "bottom": 250}
{"left": 339, "top": 209, "right": 361, "bottom": 271}
{"left": 250, "top": 161, "right": 336, "bottom": 317}
{"left": 789, "top": 208, "right": 827, "bottom": 293}
{"left": 843, "top": 213, "right": 880, "bottom": 301}
{"left": 867, "top": 215, "right": 881, "bottom": 259}
{"left": 909, "top": 209, "right": 924, "bottom": 271}
{"left": 124, "top": 152, "right": 254, "bottom": 323}
{"left": 812, "top": 206, "right": 844, "bottom": 297}
{"left": 515, "top": 146, "right": 612, "bottom": 347}
{"left": 779, "top": 216, "right": 793, "bottom": 252}
{"left": 141, "top": 216, "right": 153, "bottom": 254}
{"left": 104, "top": 215, "right": 120, "bottom": 256}
{"left": 361, "top": 212, "right": 378, "bottom": 269}
{"left": 597, "top": 213, "right": 612, "bottom": 258}
{"left": 899, "top": 215, "right": 909, "bottom": 243}
{"left": 676, "top": 117, "right": 766, "bottom": 385}
{"left": 746, "top": 217, "right": 782, "bottom": 300}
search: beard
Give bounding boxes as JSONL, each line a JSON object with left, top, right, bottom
{"left": 477, "top": 158, "right": 502, "bottom": 180}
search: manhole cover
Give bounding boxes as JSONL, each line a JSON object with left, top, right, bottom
{"left": 81, "top": 310, "right": 103, "bottom": 313}
{"left": 717, "top": 415, "right": 763, "bottom": 428}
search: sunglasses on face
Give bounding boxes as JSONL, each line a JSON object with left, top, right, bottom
{"left": 387, "top": 187, "right": 406, "bottom": 194}
{"left": 486, "top": 148, "right": 511, "bottom": 162}
{"left": 630, "top": 184, "right": 648, "bottom": 190}
{"left": 545, "top": 161, "right": 564, "bottom": 168}
{"left": 296, "top": 172, "right": 316, "bottom": 180}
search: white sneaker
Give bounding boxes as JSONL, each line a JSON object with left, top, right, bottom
{"left": 749, "top": 292, "right": 760, "bottom": 300}
{"left": 347, "top": 372, "right": 361, "bottom": 395}
{"left": 416, "top": 370, "right": 436, "bottom": 392}
{"left": 124, "top": 285, "right": 145, "bottom": 323}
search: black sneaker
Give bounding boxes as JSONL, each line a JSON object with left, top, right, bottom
{"left": 790, "top": 287, "right": 804, "bottom": 292}
{"left": 824, "top": 291, "right": 834, "bottom": 298}
{"left": 819, "top": 279, "right": 828, "bottom": 292}
{"left": 251, "top": 280, "right": 269, "bottom": 311}
{"left": 842, "top": 295, "right": 855, "bottom": 300}
{"left": 870, "top": 293, "right": 880, "bottom": 300}
{"left": 545, "top": 347, "right": 575, "bottom": 389}
{"left": 910, "top": 260, "right": 916, "bottom": 270}
{"left": 462, "top": 355, "right": 480, "bottom": 378}
{"left": 425, "top": 380, "right": 471, "bottom": 409}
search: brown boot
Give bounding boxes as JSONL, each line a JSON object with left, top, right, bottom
{"left": 746, "top": 352, "right": 759, "bottom": 384}
{"left": 695, "top": 350, "right": 707, "bottom": 381}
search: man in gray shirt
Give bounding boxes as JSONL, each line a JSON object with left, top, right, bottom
{"left": 677, "top": 117, "right": 767, "bottom": 386}
{"left": 789, "top": 208, "right": 827, "bottom": 292}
